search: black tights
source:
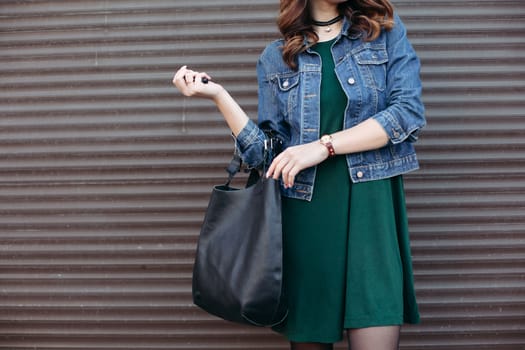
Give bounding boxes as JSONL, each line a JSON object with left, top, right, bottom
{"left": 290, "top": 326, "right": 400, "bottom": 350}
{"left": 290, "top": 342, "right": 333, "bottom": 350}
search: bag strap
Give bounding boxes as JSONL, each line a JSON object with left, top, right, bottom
{"left": 225, "top": 152, "right": 242, "bottom": 187}
{"left": 224, "top": 132, "right": 282, "bottom": 187}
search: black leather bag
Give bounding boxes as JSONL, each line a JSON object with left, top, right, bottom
{"left": 192, "top": 142, "right": 287, "bottom": 327}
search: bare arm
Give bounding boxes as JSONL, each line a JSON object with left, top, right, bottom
{"left": 173, "top": 66, "right": 389, "bottom": 189}
{"left": 266, "top": 118, "right": 388, "bottom": 188}
{"left": 330, "top": 118, "right": 389, "bottom": 154}
{"left": 172, "top": 66, "right": 249, "bottom": 136}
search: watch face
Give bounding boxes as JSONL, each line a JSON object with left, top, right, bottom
{"left": 321, "top": 135, "right": 332, "bottom": 143}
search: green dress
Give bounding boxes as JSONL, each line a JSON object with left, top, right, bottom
{"left": 273, "top": 38, "right": 420, "bottom": 343}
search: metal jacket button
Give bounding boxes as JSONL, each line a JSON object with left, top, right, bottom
{"left": 282, "top": 80, "right": 289, "bottom": 88}
{"left": 357, "top": 171, "right": 364, "bottom": 178}
{"left": 348, "top": 77, "right": 355, "bottom": 85}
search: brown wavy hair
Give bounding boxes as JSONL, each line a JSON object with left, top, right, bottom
{"left": 277, "top": 0, "right": 394, "bottom": 70}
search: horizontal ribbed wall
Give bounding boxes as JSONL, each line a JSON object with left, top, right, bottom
{"left": 0, "top": 0, "right": 524, "bottom": 349}
{"left": 0, "top": 1, "right": 279, "bottom": 349}
{"left": 401, "top": 1, "right": 525, "bottom": 349}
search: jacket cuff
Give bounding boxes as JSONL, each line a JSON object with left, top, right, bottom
{"left": 373, "top": 110, "right": 418, "bottom": 144}
{"left": 234, "top": 119, "right": 260, "bottom": 150}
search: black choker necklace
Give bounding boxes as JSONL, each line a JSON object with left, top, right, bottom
{"left": 312, "top": 14, "right": 343, "bottom": 32}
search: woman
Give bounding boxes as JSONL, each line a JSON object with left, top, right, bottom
{"left": 173, "top": 0, "right": 425, "bottom": 349}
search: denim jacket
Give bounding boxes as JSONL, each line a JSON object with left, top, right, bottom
{"left": 235, "top": 14, "right": 426, "bottom": 201}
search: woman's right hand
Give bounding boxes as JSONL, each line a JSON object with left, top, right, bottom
{"left": 172, "top": 65, "right": 223, "bottom": 100}
{"left": 173, "top": 65, "right": 250, "bottom": 136}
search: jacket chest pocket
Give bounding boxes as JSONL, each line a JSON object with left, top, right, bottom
{"left": 354, "top": 47, "right": 388, "bottom": 91}
{"left": 272, "top": 73, "right": 300, "bottom": 118}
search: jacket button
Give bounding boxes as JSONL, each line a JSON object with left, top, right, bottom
{"left": 282, "top": 80, "right": 289, "bottom": 88}
{"left": 393, "top": 131, "right": 400, "bottom": 138}
{"left": 357, "top": 171, "right": 364, "bottom": 178}
{"left": 348, "top": 77, "right": 355, "bottom": 85}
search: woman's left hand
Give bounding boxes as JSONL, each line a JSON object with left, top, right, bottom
{"left": 266, "top": 141, "right": 329, "bottom": 188}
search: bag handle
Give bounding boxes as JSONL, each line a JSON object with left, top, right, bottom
{"left": 224, "top": 132, "right": 282, "bottom": 187}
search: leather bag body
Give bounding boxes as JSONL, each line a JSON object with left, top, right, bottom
{"left": 192, "top": 153, "right": 287, "bottom": 327}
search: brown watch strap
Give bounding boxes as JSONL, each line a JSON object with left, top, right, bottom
{"left": 320, "top": 135, "right": 336, "bottom": 158}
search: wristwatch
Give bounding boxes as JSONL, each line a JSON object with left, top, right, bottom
{"left": 320, "top": 134, "right": 336, "bottom": 158}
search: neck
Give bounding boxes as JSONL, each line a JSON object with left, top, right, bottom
{"left": 315, "top": 26, "right": 341, "bottom": 42}
{"left": 312, "top": 14, "right": 342, "bottom": 26}
{"left": 309, "top": 2, "right": 339, "bottom": 22}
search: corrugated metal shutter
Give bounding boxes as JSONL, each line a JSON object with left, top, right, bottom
{"left": 403, "top": 1, "right": 525, "bottom": 349}
{"left": 0, "top": 1, "right": 280, "bottom": 349}
{"left": 0, "top": 1, "right": 523, "bottom": 349}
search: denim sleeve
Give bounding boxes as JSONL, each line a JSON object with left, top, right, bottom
{"left": 236, "top": 43, "right": 290, "bottom": 167}
{"left": 235, "top": 117, "right": 265, "bottom": 168}
{"left": 372, "top": 14, "right": 426, "bottom": 144}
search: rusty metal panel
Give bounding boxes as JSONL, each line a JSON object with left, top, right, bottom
{"left": 0, "top": 0, "right": 524, "bottom": 349}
